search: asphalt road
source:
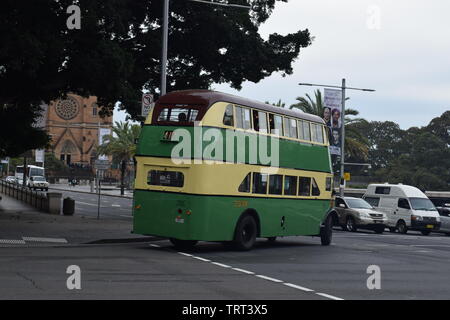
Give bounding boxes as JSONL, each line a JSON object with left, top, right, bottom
{"left": 1, "top": 228, "right": 450, "bottom": 300}
{"left": 57, "top": 190, "right": 133, "bottom": 221}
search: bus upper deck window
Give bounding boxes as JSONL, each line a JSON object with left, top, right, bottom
{"left": 311, "top": 123, "right": 324, "bottom": 143}
{"left": 156, "top": 106, "right": 199, "bottom": 124}
{"left": 223, "top": 105, "right": 234, "bottom": 126}
{"left": 236, "top": 107, "right": 251, "bottom": 130}
{"left": 302, "top": 121, "right": 311, "bottom": 141}
{"left": 269, "top": 114, "right": 282, "bottom": 136}
{"left": 289, "top": 119, "right": 298, "bottom": 139}
{"left": 253, "top": 111, "right": 268, "bottom": 133}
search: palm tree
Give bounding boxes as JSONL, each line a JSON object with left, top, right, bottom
{"left": 97, "top": 121, "right": 141, "bottom": 195}
{"left": 290, "top": 90, "right": 368, "bottom": 160}
{"left": 265, "top": 99, "right": 286, "bottom": 108}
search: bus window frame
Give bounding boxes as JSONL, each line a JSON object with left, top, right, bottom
{"left": 152, "top": 104, "right": 205, "bottom": 126}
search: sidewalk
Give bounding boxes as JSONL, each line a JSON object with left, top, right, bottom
{"left": 0, "top": 194, "right": 153, "bottom": 245}
{"left": 49, "top": 184, "right": 133, "bottom": 198}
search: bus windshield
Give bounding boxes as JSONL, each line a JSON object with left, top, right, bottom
{"left": 154, "top": 105, "right": 201, "bottom": 125}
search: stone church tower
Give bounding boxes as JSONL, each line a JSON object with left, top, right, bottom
{"left": 44, "top": 94, "right": 113, "bottom": 166}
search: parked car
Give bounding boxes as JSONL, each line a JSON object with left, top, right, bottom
{"left": 335, "top": 196, "right": 388, "bottom": 233}
{"left": 27, "top": 176, "right": 49, "bottom": 191}
{"left": 436, "top": 204, "right": 450, "bottom": 235}
{"left": 5, "top": 176, "right": 16, "bottom": 183}
{"left": 363, "top": 184, "right": 441, "bottom": 235}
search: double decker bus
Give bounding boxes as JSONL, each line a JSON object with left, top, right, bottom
{"left": 132, "top": 90, "right": 337, "bottom": 250}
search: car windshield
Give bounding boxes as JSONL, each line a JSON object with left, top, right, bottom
{"left": 409, "top": 198, "right": 437, "bottom": 211}
{"left": 345, "top": 198, "right": 373, "bottom": 209}
{"left": 33, "top": 176, "right": 45, "bottom": 181}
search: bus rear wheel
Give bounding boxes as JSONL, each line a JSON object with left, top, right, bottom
{"left": 233, "top": 215, "right": 257, "bottom": 251}
{"left": 169, "top": 238, "right": 198, "bottom": 250}
{"left": 320, "top": 215, "right": 333, "bottom": 246}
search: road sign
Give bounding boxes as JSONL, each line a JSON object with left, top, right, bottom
{"left": 0, "top": 157, "right": 9, "bottom": 164}
{"left": 94, "top": 159, "right": 111, "bottom": 170}
{"left": 344, "top": 172, "right": 351, "bottom": 181}
{"left": 141, "top": 93, "right": 154, "bottom": 118}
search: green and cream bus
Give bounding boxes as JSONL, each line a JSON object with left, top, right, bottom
{"left": 132, "top": 90, "right": 337, "bottom": 250}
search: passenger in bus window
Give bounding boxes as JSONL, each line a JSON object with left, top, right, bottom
{"left": 178, "top": 112, "right": 187, "bottom": 122}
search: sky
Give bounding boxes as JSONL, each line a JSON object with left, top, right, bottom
{"left": 115, "top": 0, "right": 450, "bottom": 129}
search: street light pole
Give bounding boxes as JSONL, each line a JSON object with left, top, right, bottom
{"left": 160, "top": 0, "right": 169, "bottom": 96}
{"left": 298, "top": 79, "right": 375, "bottom": 196}
{"left": 340, "top": 78, "right": 346, "bottom": 196}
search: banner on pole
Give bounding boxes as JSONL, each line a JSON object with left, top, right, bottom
{"left": 35, "top": 149, "right": 45, "bottom": 163}
{"left": 324, "top": 89, "right": 342, "bottom": 156}
{"left": 98, "top": 128, "right": 111, "bottom": 160}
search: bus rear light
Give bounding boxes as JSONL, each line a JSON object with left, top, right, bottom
{"left": 186, "top": 210, "right": 192, "bottom": 215}
{"left": 135, "top": 204, "right": 141, "bottom": 210}
{"left": 177, "top": 208, "right": 182, "bottom": 214}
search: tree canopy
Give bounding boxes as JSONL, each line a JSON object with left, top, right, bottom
{"left": 0, "top": 0, "right": 311, "bottom": 157}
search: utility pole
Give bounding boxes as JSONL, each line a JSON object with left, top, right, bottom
{"left": 160, "top": 0, "right": 169, "bottom": 96}
{"left": 298, "top": 80, "right": 375, "bottom": 196}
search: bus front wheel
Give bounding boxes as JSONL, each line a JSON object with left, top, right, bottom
{"left": 169, "top": 238, "right": 198, "bottom": 250}
{"left": 233, "top": 215, "right": 257, "bottom": 251}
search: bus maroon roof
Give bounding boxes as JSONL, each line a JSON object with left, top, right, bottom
{"left": 155, "top": 90, "right": 325, "bottom": 124}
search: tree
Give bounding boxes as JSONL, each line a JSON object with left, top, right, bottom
{"left": 97, "top": 122, "right": 141, "bottom": 195}
{"left": 1, "top": 0, "right": 312, "bottom": 156}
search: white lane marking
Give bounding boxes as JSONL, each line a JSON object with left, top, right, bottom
{"left": 211, "top": 262, "right": 231, "bottom": 268}
{"left": 22, "top": 237, "right": 68, "bottom": 243}
{"left": 232, "top": 268, "right": 255, "bottom": 275}
{"left": 178, "top": 252, "right": 193, "bottom": 257}
{"left": 255, "top": 275, "right": 283, "bottom": 283}
{"left": 112, "top": 204, "right": 121, "bottom": 207}
{"left": 193, "top": 256, "right": 211, "bottom": 262}
{"left": 149, "top": 244, "right": 161, "bottom": 248}
{"left": 77, "top": 201, "right": 98, "bottom": 207}
{"left": 284, "top": 283, "right": 314, "bottom": 292}
{"left": 0, "top": 239, "right": 26, "bottom": 244}
{"left": 176, "top": 251, "right": 343, "bottom": 300}
{"left": 411, "top": 245, "right": 450, "bottom": 247}
{"left": 415, "top": 250, "right": 431, "bottom": 253}
{"left": 316, "top": 292, "right": 344, "bottom": 301}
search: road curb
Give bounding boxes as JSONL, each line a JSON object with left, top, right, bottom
{"left": 49, "top": 187, "right": 133, "bottom": 199}
{"left": 85, "top": 237, "right": 162, "bottom": 245}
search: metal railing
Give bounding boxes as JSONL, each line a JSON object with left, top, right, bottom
{"left": 0, "top": 180, "right": 49, "bottom": 212}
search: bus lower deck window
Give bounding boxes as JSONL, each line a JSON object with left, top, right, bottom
{"left": 284, "top": 176, "right": 297, "bottom": 196}
{"left": 299, "top": 177, "right": 311, "bottom": 196}
{"left": 269, "top": 175, "right": 283, "bottom": 195}
{"left": 252, "top": 173, "right": 268, "bottom": 194}
{"left": 311, "top": 178, "right": 321, "bottom": 196}
{"left": 238, "top": 173, "right": 251, "bottom": 193}
{"left": 148, "top": 170, "right": 184, "bottom": 187}
{"left": 269, "top": 114, "right": 282, "bottom": 136}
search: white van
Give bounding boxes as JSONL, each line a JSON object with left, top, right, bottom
{"left": 363, "top": 184, "right": 440, "bottom": 235}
